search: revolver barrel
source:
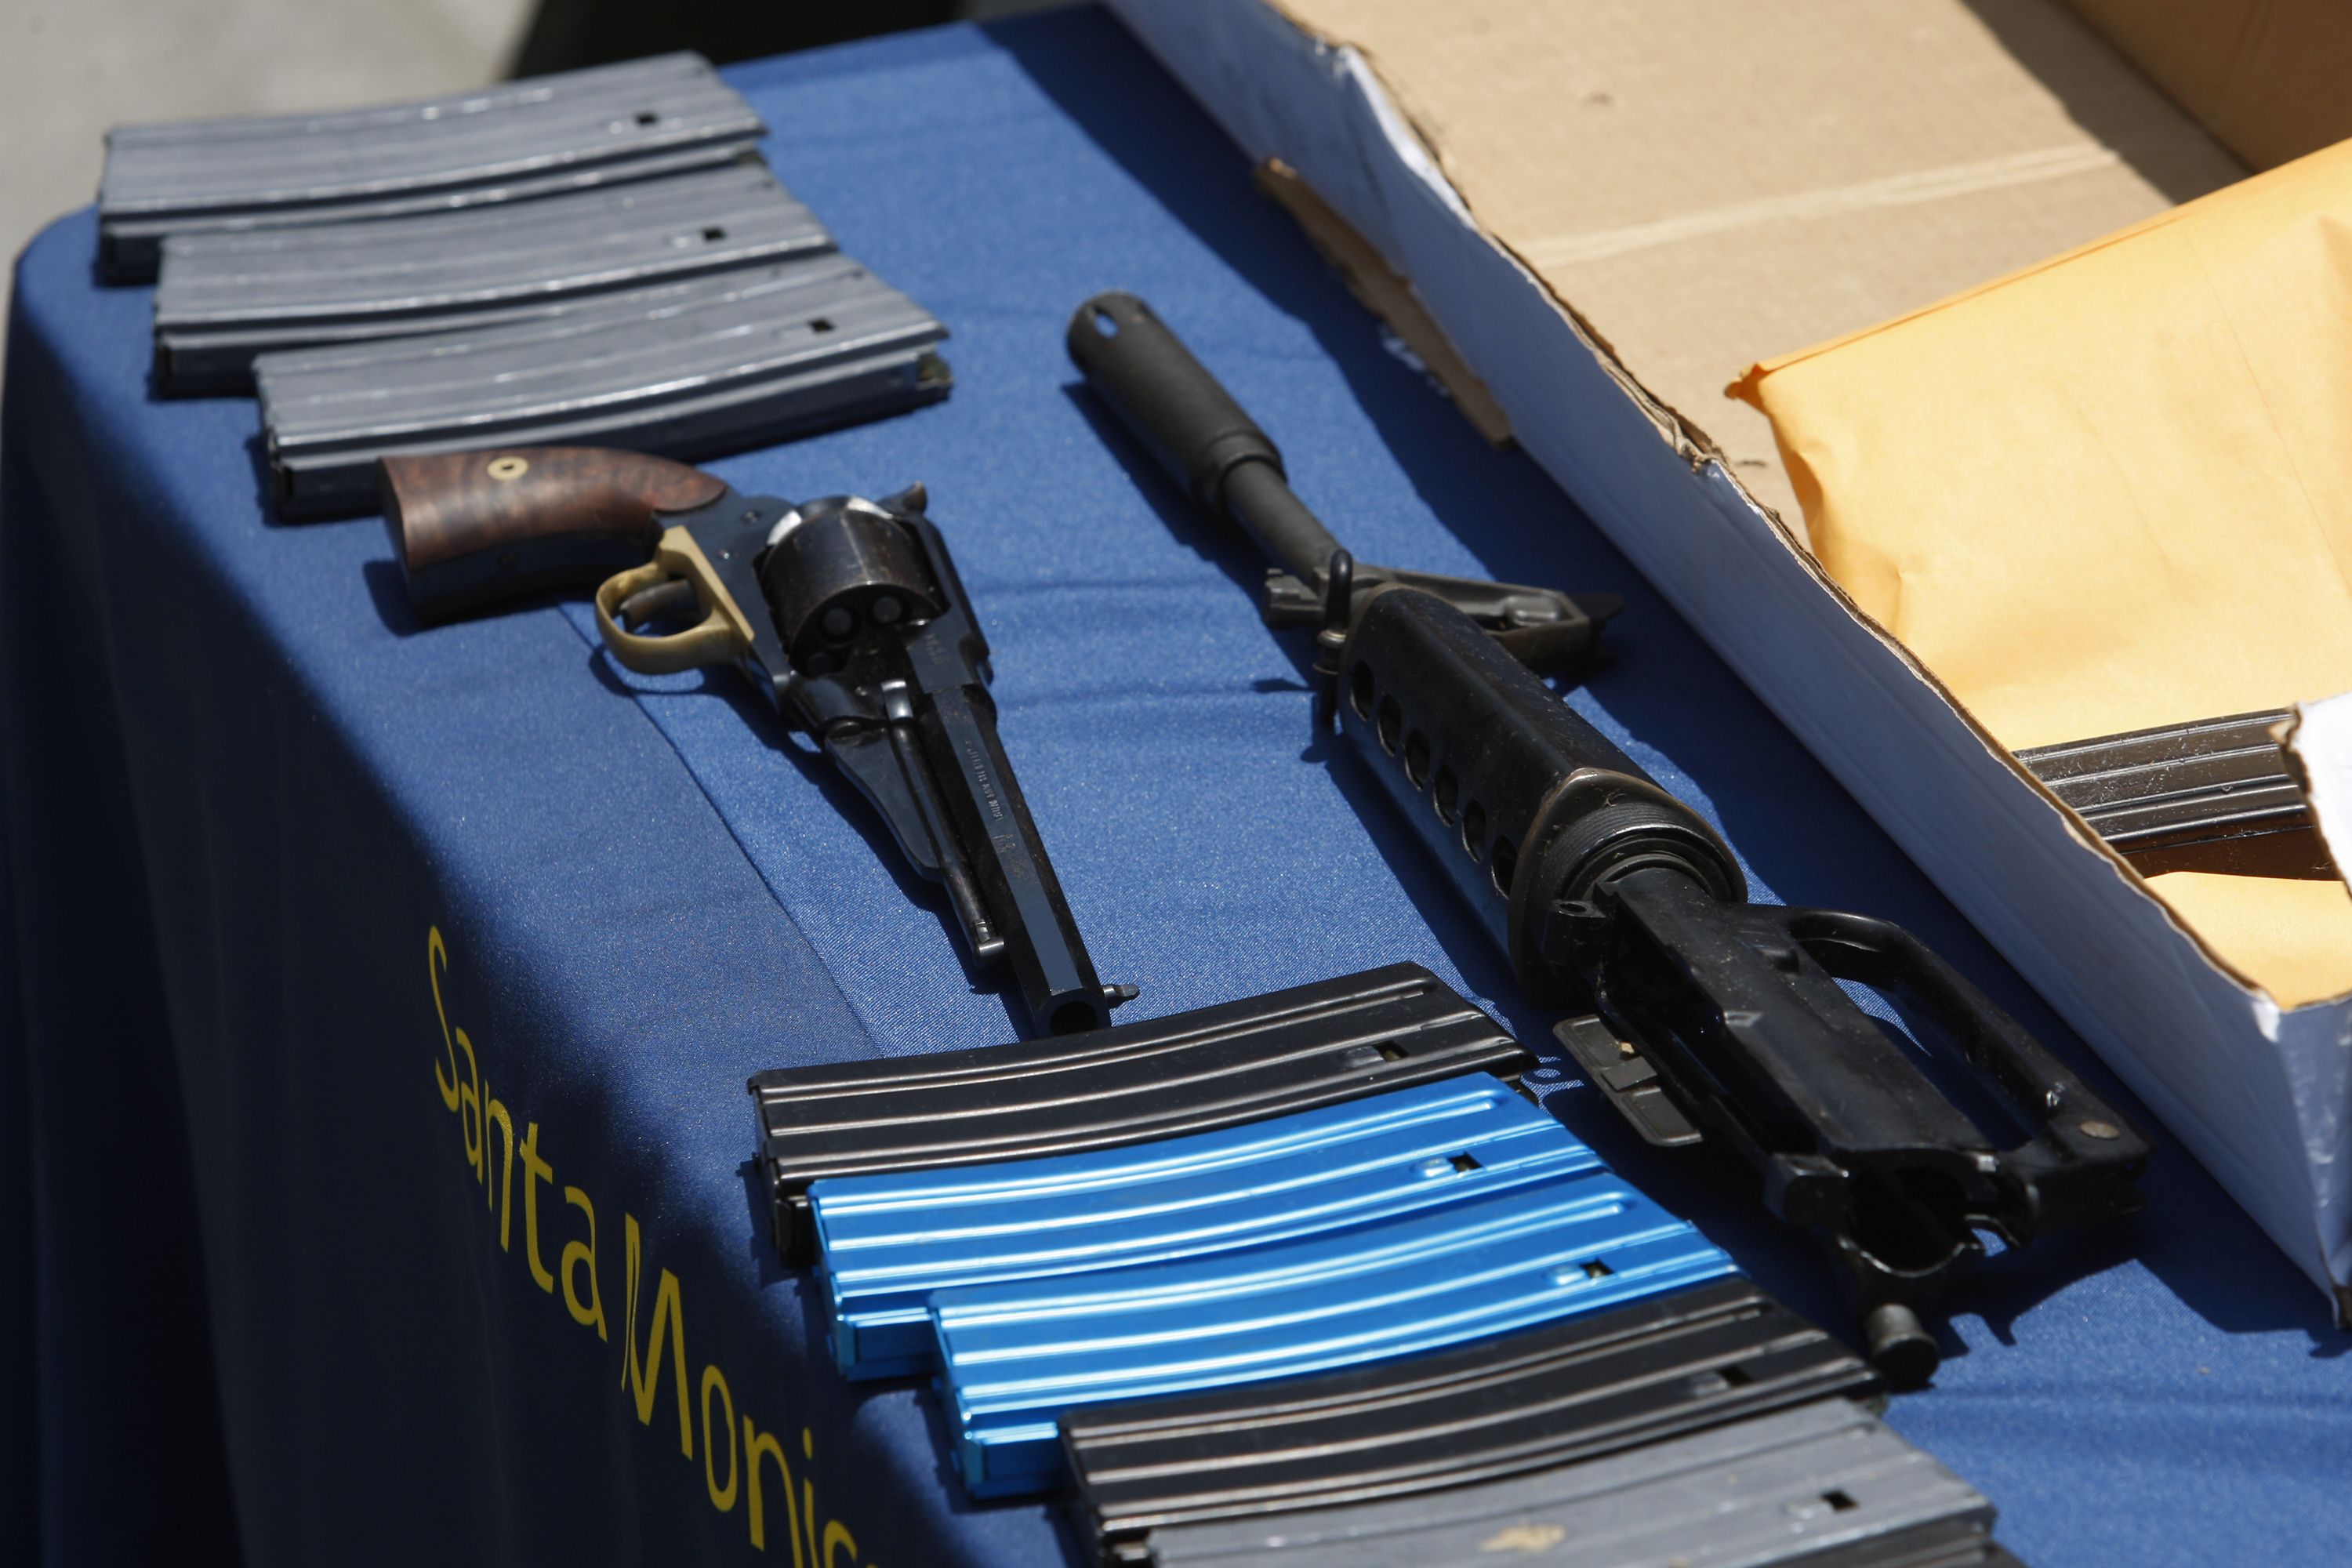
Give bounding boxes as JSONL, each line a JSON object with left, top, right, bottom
{"left": 762, "top": 495, "right": 1122, "bottom": 1038}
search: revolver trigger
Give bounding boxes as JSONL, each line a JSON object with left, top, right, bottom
{"left": 593, "top": 526, "right": 754, "bottom": 676}
{"left": 616, "top": 575, "right": 699, "bottom": 629}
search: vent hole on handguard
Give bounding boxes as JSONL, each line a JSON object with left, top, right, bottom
{"left": 1433, "top": 767, "right": 1458, "bottom": 824}
{"left": 1491, "top": 837, "right": 1519, "bottom": 895}
{"left": 1461, "top": 800, "right": 1487, "bottom": 862}
{"left": 1450, "top": 1152, "right": 1482, "bottom": 1174}
{"left": 1582, "top": 1259, "right": 1612, "bottom": 1279}
{"left": 1823, "top": 1490, "right": 1858, "bottom": 1513}
{"left": 702, "top": 225, "right": 727, "bottom": 242}
{"left": 1719, "top": 1363, "right": 1755, "bottom": 1388}
{"left": 1404, "top": 731, "right": 1432, "bottom": 787}
{"left": 634, "top": 110, "right": 659, "bottom": 125}
{"left": 1349, "top": 661, "right": 1374, "bottom": 719}
{"left": 1377, "top": 696, "right": 1403, "bottom": 754}
{"left": 809, "top": 316, "right": 834, "bottom": 332}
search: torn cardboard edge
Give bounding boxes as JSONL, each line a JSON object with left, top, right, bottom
{"left": 1105, "top": 0, "right": 2352, "bottom": 1313}
{"left": 2284, "top": 699, "right": 2352, "bottom": 908}
{"left": 1264, "top": 6, "right": 1719, "bottom": 475}
{"left": 1255, "top": 159, "right": 1512, "bottom": 445}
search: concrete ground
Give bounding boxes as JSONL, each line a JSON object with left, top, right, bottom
{"left": 0, "top": 0, "right": 537, "bottom": 330}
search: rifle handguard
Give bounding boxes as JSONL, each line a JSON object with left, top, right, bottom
{"left": 1334, "top": 582, "right": 1741, "bottom": 998}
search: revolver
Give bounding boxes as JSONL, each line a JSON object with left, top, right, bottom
{"left": 1070, "top": 292, "right": 2150, "bottom": 1383}
{"left": 379, "top": 446, "right": 1129, "bottom": 1039}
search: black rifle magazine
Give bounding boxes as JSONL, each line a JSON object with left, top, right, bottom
{"left": 1060, "top": 1276, "right": 1880, "bottom": 1561}
{"left": 748, "top": 964, "right": 1533, "bottom": 1265}
{"left": 100, "top": 53, "right": 764, "bottom": 283}
{"left": 1126, "top": 1396, "right": 2013, "bottom": 1568}
{"left": 2016, "top": 708, "right": 2330, "bottom": 878}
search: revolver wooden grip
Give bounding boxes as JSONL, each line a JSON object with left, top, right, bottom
{"left": 378, "top": 446, "right": 730, "bottom": 622}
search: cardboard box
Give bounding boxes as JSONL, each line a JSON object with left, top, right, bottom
{"left": 1105, "top": 0, "right": 2352, "bottom": 1316}
{"left": 2055, "top": 0, "right": 2352, "bottom": 172}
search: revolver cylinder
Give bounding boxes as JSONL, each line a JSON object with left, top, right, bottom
{"left": 760, "top": 496, "right": 943, "bottom": 677}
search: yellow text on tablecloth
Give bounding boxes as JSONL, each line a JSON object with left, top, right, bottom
{"left": 429, "top": 925, "right": 881, "bottom": 1566}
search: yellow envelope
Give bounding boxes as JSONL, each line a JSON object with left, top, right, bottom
{"left": 1732, "top": 138, "right": 2352, "bottom": 1006}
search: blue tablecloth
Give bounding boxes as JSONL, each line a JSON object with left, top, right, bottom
{"left": 2, "top": 9, "right": 2345, "bottom": 1566}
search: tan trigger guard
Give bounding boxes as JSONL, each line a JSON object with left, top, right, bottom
{"left": 593, "top": 527, "right": 758, "bottom": 675}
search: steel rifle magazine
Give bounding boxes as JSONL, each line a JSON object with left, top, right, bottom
{"left": 2016, "top": 708, "right": 2330, "bottom": 879}
{"left": 260, "top": 254, "right": 950, "bottom": 519}
{"left": 155, "top": 159, "right": 832, "bottom": 393}
{"left": 98, "top": 53, "right": 765, "bottom": 282}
